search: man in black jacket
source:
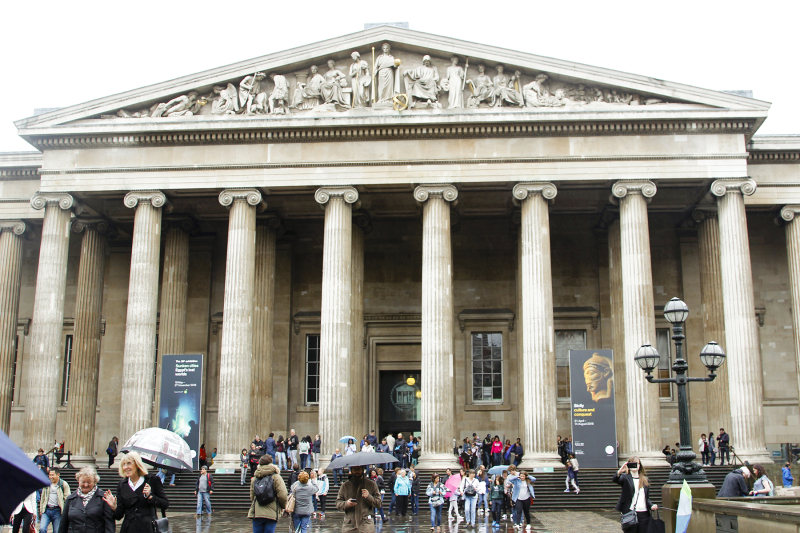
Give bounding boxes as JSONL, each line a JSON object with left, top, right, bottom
{"left": 394, "top": 433, "right": 407, "bottom": 468}
{"left": 717, "top": 429, "right": 731, "bottom": 466}
{"left": 718, "top": 467, "right": 750, "bottom": 497}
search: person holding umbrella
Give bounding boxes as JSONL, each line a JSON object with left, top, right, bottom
{"left": 58, "top": 466, "right": 114, "bottom": 533}
{"left": 336, "top": 466, "right": 382, "bottom": 533}
{"left": 102, "top": 451, "right": 169, "bottom": 533}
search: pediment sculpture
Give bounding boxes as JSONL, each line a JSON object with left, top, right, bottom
{"left": 105, "top": 42, "right": 672, "bottom": 120}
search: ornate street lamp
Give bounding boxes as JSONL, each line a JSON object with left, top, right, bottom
{"left": 634, "top": 297, "right": 727, "bottom": 483}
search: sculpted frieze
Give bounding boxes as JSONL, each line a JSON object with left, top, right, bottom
{"left": 104, "top": 42, "right": 675, "bottom": 120}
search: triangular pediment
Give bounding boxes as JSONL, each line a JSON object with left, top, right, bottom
{"left": 16, "top": 27, "right": 769, "bottom": 134}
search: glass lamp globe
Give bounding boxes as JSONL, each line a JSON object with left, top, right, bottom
{"left": 634, "top": 344, "right": 660, "bottom": 373}
{"left": 663, "top": 297, "right": 689, "bottom": 324}
{"left": 406, "top": 377, "right": 416, "bottom": 386}
{"left": 700, "top": 341, "right": 726, "bottom": 371}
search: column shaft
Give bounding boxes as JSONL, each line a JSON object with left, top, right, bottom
{"left": 217, "top": 194, "right": 258, "bottom": 465}
{"left": 784, "top": 210, "right": 800, "bottom": 418}
{"left": 714, "top": 182, "right": 768, "bottom": 460}
{"left": 695, "top": 214, "right": 731, "bottom": 435}
{"left": 24, "top": 198, "right": 73, "bottom": 452}
{"left": 608, "top": 218, "right": 629, "bottom": 457}
{"left": 252, "top": 224, "right": 277, "bottom": 437}
{"left": 350, "top": 227, "right": 365, "bottom": 437}
{"left": 119, "top": 193, "right": 165, "bottom": 444}
{"left": 65, "top": 225, "right": 106, "bottom": 461}
{"left": 0, "top": 223, "right": 24, "bottom": 433}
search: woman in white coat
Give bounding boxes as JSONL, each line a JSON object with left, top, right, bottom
{"left": 698, "top": 434, "right": 711, "bottom": 466}
{"left": 11, "top": 492, "right": 37, "bottom": 533}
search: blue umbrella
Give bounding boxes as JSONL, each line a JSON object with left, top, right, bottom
{"left": 488, "top": 465, "right": 509, "bottom": 476}
{"left": 339, "top": 435, "right": 357, "bottom": 444}
{"left": 0, "top": 429, "right": 49, "bottom": 524}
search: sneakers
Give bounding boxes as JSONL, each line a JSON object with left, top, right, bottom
{"left": 564, "top": 489, "right": 570, "bottom": 492}
{"left": 525, "top": 525, "right": 531, "bottom": 531}
{"left": 502, "top": 514, "right": 507, "bottom": 520}
{"left": 576, "top": 488, "right": 580, "bottom": 495}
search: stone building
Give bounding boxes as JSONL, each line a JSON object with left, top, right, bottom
{"left": 1, "top": 27, "right": 798, "bottom": 468}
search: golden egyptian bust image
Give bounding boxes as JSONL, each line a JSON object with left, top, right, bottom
{"left": 583, "top": 353, "right": 614, "bottom": 402}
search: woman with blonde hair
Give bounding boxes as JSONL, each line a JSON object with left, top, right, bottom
{"left": 60, "top": 466, "right": 114, "bottom": 533}
{"left": 102, "top": 452, "right": 169, "bottom": 533}
{"left": 613, "top": 457, "right": 657, "bottom": 532}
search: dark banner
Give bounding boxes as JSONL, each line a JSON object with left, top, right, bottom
{"left": 569, "top": 349, "right": 617, "bottom": 467}
{"left": 158, "top": 354, "right": 203, "bottom": 469}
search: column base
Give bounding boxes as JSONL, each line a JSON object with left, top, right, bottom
{"left": 211, "top": 454, "right": 243, "bottom": 471}
{"left": 318, "top": 457, "right": 331, "bottom": 471}
{"left": 621, "top": 450, "right": 671, "bottom": 468}
{"left": 519, "top": 453, "right": 565, "bottom": 469}
{"left": 66, "top": 455, "right": 98, "bottom": 467}
{"left": 731, "top": 448, "right": 775, "bottom": 465}
{"left": 417, "top": 452, "right": 460, "bottom": 471}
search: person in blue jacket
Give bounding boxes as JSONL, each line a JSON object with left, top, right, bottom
{"left": 783, "top": 462, "right": 794, "bottom": 488}
{"left": 506, "top": 471, "right": 536, "bottom": 530}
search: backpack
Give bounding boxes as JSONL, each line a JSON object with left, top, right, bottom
{"left": 464, "top": 479, "right": 477, "bottom": 497}
{"left": 254, "top": 474, "right": 277, "bottom": 505}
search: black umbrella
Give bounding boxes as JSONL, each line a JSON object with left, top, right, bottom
{"left": 328, "top": 452, "right": 398, "bottom": 470}
{"left": 0, "top": 429, "right": 49, "bottom": 524}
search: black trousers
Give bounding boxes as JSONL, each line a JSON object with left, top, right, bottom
{"left": 396, "top": 495, "right": 408, "bottom": 516}
{"left": 107, "top": 453, "right": 115, "bottom": 468}
{"left": 514, "top": 499, "right": 531, "bottom": 525}
{"left": 317, "top": 495, "right": 326, "bottom": 513}
{"left": 12, "top": 509, "right": 32, "bottom": 533}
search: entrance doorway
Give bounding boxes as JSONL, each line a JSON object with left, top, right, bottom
{"left": 378, "top": 371, "right": 421, "bottom": 440}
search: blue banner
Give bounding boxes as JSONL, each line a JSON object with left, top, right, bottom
{"left": 569, "top": 349, "right": 618, "bottom": 467}
{"left": 158, "top": 354, "right": 203, "bottom": 469}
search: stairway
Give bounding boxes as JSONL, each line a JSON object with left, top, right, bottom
{"left": 54, "top": 465, "right": 734, "bottom": 513}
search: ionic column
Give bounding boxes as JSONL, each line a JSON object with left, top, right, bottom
{"left": 608, "top": 218, "right": 629, "bottom": 457}
{"left": 0, "top": 221, "right": 26, "bottom": 434}
{"left": 65, "top": 219, "right": 108, "bottom": 463}
{"left": 252, "top": 219, "right": 278, "bottom": 437}
{"left": 782, "top": 205, "right": 800, "bottom": 420}
{"left": 119, "top": 191, "right": 168, "bottom": 444}
{"left": 23, "top": 194, "right": 78, "bottom": 452}
{"left": 414, "top": 184, "right": 459, "bottom": 469}
{"left": 216, "top": 189, "right": 263, "bottom": 468}
{"left": 350, "top": 212, "right": 368, "bottom": 437}
{"left": 513, "top": 183, "right": 562, "bottom": 467}
{"left": 152, "top": 220, "right": 191, "bottom": 424}
{"left": 611, "top": 181, "right": 664, "bottom": 465}
{"left": 710, "top": 179, "right": 770, "bottom": 461}
{"left": 692, "top": 208, "right": 731, "bottom": 436}
{"left": 315, "top": 187, "right": 358, "bottom": 464}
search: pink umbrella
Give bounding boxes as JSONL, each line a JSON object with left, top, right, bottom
{"left": 445, "top": 473, "right": 462, "bottom": 498}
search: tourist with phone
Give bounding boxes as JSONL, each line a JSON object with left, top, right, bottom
{"left": 613, "top": 457, "right": 657, "bottom": 532}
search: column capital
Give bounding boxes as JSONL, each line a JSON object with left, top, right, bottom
{"left": 692, "top": 207, "right": 718, "bottom": 223}
{"left": 413, "top": 184, "right": 458, "bottom": 203}
{"left": 219, "top": 188, "right": 266, "bottom": 210}
{"left": 315, "top": 186, "right": 359, "bottom": 206}
{"left": 710, "top": 178, "right": 757, "bottom": 198}
{"left": 781, "top": 205, "right": 800, "bottom": 222}
{"left": 30, "top": 192, "right": 82, "bottom": 214}
{"left": 0, "top": 220, "right": 27, "bottom": 235}
{"left": 512, "top": 182, "right": 557, "bottom": 203}
{"left": 163, "top": 215, "right": 201, "bottom": 235}
{"left": 72, "top": 217, "right": 111, "bottom": 235}
{"left": 612, "top": 180, "right": 657, "bottom": 200}
{"left": 124, "top": 190, "right": 171, "bottom": 211}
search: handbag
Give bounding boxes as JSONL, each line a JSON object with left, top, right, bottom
{"left": 285, "top": 492, "right": 296, "bottom": 513}
{"left": 149, "top": 476, "right": 169, "bottom": 533}
{"left": 620, "top": 483, "right": 640, "bottom": 530}
{"left": 647, "top": 509, "right": 665, "bottom": 533}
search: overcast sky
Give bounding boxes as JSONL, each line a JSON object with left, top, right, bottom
{"left": 2, "top": 0, "right": 798, "bottom": 153}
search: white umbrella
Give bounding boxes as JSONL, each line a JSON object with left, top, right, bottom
{"left": 121, "top": 427, "right": 195, "bottom": 472}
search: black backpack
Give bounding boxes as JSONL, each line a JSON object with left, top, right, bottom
{"left": 254, "top": 474, "right": 276, "bottom": 505}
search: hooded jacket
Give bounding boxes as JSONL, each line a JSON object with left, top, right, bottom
{"left": 336, "top": 474, "right": 382, "bottom": 533}
{"left": 248, "top": 464, "right": 288, "bottom": 521}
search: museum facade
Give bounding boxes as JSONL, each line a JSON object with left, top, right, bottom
{"left": 1, "top": 27, "right": 798, "bottom": 468}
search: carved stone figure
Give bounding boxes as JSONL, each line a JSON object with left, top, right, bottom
{"left": 211, "top": 84, "right": 239, "bottom": 115}
{"left": 440, "top": 57, "right": 465, "bottom": 109}
{"left": 349, "top": 52, "right": 371, "bottom": 109}
{"left": 375, "top": 42, "right": 398, "bottom": 102}
{"left": 466, "top": 65, "right": 495, "bottom": 108}
{"left": 239, "top": 73, "right": 268, "bottom": 115}
{"left": 320, "top": 60, "right": 350, "bottom": 109}
{"left": 583, "top": 353, "right": 614, "bottom": 403}
{"left": 267, "top": 73, "right": 290, "bottom": 115}
{"left": 404, "top": 55, "right": 440, "bottom": 108}
{"left": 523, "top": 74, "right": 564, "bottom": 108}
{"left": 492, "top": 66, "right": 523, "bottom": 107}
{"left": 292, "top": 65, "right": 324, "bottom": 110}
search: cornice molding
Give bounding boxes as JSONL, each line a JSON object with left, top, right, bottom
{"left": 611, "top": 180, "right": 657, "bottom": 200}
{"left": 123, "top": 190, "right": 171, "bottom": 210}
{"left": 0, "top": 168, "right": 39, "bottom": 180}
{"left": 0, "top": 220, "right": 27, "bottom": 235}
{"left": 512, "top": 182, "right": 557, "bottom": 204}
{"left": 27, "top": 119, "right": 757, "bottom": 151}
{"left": 30, "top": 192, "right": 81, "bottom": 213}
{"left": 414, "top": 184, "right": 458, "bottom": 203}
{"left": 709, "top": 178, "right": 757, "bottom": 197}
{"left": 748, "top": 151, "right": 800, "bottom": 164}
{"left": 219, "top": 188, "right": 266, "bottom": 210}
{"left": 314, "top": 186, "right": 359, "bottom": 206}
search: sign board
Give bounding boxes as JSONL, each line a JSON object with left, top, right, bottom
{"left": 569, "top": 349, "right": 618, "bottom": 467}
{"left": 158, "top": 354, "right": 204, "bottom": 469}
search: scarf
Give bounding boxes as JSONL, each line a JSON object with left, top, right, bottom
{"left": 78, "top": 486, "right": 98, "bottom": 507}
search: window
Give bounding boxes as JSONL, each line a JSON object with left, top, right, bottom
{"left": 305, "top": 334, "right": 320, "bottom": 404}
{"left": 656, "top": 328, "right": 673, "bottom": 400}
{"left": 61, "top": 335, "right": 74, "bottom": 405}
{"left": 471, "top": 333, "right": 503, "bottom": 402}
{"left": 555, "top": 330, "right": 587, "bottom": 398}
{"left": 11, "top": 335, "right": 18, "bottom": 405}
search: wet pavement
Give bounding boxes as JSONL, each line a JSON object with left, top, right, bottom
{"left": 169, "top": 510, "right": 623, "bottom": 533}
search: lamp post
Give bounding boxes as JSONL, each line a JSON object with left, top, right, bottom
{"left": 634, "top": 297, "right": 727, "bottom": 484}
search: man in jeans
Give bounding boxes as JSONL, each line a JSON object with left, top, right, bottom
{"left": 39, "top": 467, "right": 69, "bottom": 533}
{"left": 288, "top": 429, "right": 299, "bottom": 468}
{"left": 717, "top": 428, "right": 731, "bottom": 465}
{"left": 194, "top": 466, "right": 214, "bottom": 517}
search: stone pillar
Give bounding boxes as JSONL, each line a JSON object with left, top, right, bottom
{"left": 252, "top": 219, "right": 278, "bottom": 437}
{"left": 23, "top": 194, "right": 77, "bottom": 452}
{"left": 152, "top": 221, "right": 191, "bottom": 425}
{"left": 608, "top": 218, "right": 628, "bottom": 458}
{"left": 782, "top": 205, "right": 800, "bottom": 424}
{"left": 0, "top": 221, "right": 26, "bottom": 434}
{"left": 350, "top": 224, "right": 366, "bottom": 438}
{"left": 611, "top": 181, "right": 664, "bottom": 465}
{"left": 414, "top": 184, "right": 459, "bottom": 469}
{"left": 710, "top": 179, "right": 770, "bottom": 462}
{"left": 216, "top": 189, "right": 263, "bottom": 468}
{"left": 513, "top": 183, "right": 562, "bottom": 467}
{"left": 119, "top": 191, "right": 168, "bottom": 445}
{"left": 315, "top": 187, "right": 358, "bottom": 465}
{"left": 692, "top": 209, "right": 731, "bottom": 437}
{"left": 65, "top": 219, "right": 108, "bottom": 463}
